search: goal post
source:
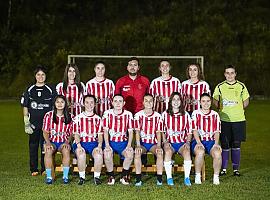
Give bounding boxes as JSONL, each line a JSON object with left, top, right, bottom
{"left": 67, "top": 55, "right": 204, "bottom": 83}
{"left": 68, "top": 55, "right": 204, "bottom": 72}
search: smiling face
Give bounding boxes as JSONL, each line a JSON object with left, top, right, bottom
{"left": 143, "top": 95, "right": 154, "bottom": 110}
{"left": 188, "top": 64, "right": 199, "bottom": 79}
{"left": 94, "top": 63, "right": 106, "bottom": 78}
{"left": 55, "top": 97, "right": 66, "bottom": 110}
{"left": 200, "top": 95, "right": 211, "bottom": 111}
{"left": 127, "top": 60, "right": 139, "bottom": 76}
{"left": 112, "top": 95, "right": 125, "bottom": 111}
{"left": 35, "top": 70, "right": 46, "bottom": 85}
{"left": 224, "top": 67, "right": 237, "bottom": 83}
{"left": 159, "top": 61, "right": 170, "bottom": 75}
{"left": 171, "top": 94, "right": 181, "bottom": 110}
{"left": 84, "top": 96, "right": 95, "bottom": 113}
{"left": 68, "top": 66, "right": 76, "bottom": 81}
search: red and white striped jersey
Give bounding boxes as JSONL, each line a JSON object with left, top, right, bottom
{"left": 162, "top": 111, "right": 192, "bottom": 143}
{"left": 181, "top": 80, "right": 210, "bottom": 112}
{"left": 43, "top": 111, "right": 73, "bottom": 143}
{"left": 191, "top": 109, "right": 221, "bottom": 141}
{"left": 56, "top": 82, "right": 85, "bottom": 116}
{"left": 102, "top": 109, "right": 134, "bottom": 142}
{"left": 134, "top": 110, "right": 163, "bottom": 144}
{"left": 73, "top": 112, "right": 103, "bottom": 142}
{"left": 149, "top": 76, "right": 181, "bottom": 113}
{"left": 85, "top": 78, "right": 115, "bottom": 117}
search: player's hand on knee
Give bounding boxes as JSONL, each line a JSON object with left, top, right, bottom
{"left": 156, "top": 147, "right": 163, "bottom": 154}
{"left": 23, "top": 116, "right": 34, "bottom": 134}
{"left": 44, "top": 143, "right": 53, "bottom": 152}
{"left": 135, "top": 147, "right": 142, "bottom": 154}
{"left": 95, "top": 147, "right": 103, "bottom": 155}
{"left": 196, "top": 142, "right": 205, "bottom": 150}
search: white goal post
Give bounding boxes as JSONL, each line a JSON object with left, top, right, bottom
{"left": 67, "top": 55, "right": 204, "bottom": 72}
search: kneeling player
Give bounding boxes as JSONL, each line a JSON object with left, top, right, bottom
{"left": 134, "top": 94, "right": 163, "bottom": 186}
{"left": 162, "top": 92, "right": 192, "bottom": 186}
{"left": 43, "top": 95, "right": 73, "bottom": 184}
{"left": 191, "top": 93, "right": 222, "bottom": 185}
{"left": 73, "top": 95, "right": 103, "bottom": 185}
{"left": 102, "top": 94, "right": 134, "bottom": 185}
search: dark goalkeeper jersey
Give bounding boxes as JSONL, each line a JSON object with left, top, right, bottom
{"left": 21, "top": 84, "right": 57, "bottom": 129}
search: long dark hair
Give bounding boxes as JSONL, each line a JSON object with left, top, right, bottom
{"left": 186, "top": 63, "right": 205, "bottom": 81}
{"left": 167, "top": 92, "right": 185, "bottom": 116}
{"left": 63, "top": 64, "right": 83, "bottom": 93}
{"left": 53, "top": 95, "right": 72, "bottom": 124}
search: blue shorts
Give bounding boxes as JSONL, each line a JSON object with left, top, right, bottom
{"left": 191, "top": 140, "right": 215, "bottom": 155}
{"left": 73, "top": 142, "right": 98, "bottom": 156}
{"left": 110, "top": 141, "right": 128, "bottom": 159}
{"left": 171, "top": 142, "right": 185, "bottom": 153}
{"left": 141, "top": 142, "right": 155, "bottom": 152}
{"left": 51, "top": 141, "right": 65, "bottom": 151}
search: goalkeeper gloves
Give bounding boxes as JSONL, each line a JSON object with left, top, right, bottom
{"left": 24, "top": 116, "right": 35, "bottom": 134}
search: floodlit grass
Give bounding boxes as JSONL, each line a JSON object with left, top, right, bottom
{"left": 0, "top": 100, "right": 270, "bottom": 200}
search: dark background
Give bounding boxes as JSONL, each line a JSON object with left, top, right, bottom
{"left": 0, "top": 0, "right": 269, "bottom": 98}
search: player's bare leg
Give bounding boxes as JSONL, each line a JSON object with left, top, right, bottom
{"left": 211, "top": 146, "right": 222, "bottom": 185}
{"left": 134, "top": 147, "right": 146, "bottom": 186}
{"left": 151, "top": 145, "right": 163, "bottom": 185}
{"left": 104, "top": 147, "right": 114, "bottom": 185}
{"left": 75, "top": 147, "right": 86, "bottom": 185}
{"left": 92, "top": 147, "right": 103, "bottom": 185}
{"left": 163, "top": 143, "right": 174, "bottom": 185}
{"left": 194, "top": 146, "right": 205, "bottom": 184}
{"left": 44, "top": 144, "right": 55, "bottom": 184}
{"left": 60, "top": 144, "right": 70, "bottom": 184}
{"left": 179, "top": 144, "right": 192, "bottom": 186}
{"left": 120, "top": 148, "right": 134, "bottom": 185}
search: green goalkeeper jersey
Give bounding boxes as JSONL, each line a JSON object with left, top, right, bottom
{"left": 213, "top": 80, "right": 249, "bottom": 122}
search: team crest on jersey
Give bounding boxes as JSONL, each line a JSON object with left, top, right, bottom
{"left": 31, "top": 101, "right": 38, "bottom": 109}
{"left": 38, "top": 91, "right": 41, "bottom": 97}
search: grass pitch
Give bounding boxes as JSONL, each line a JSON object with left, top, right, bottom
{"left": 0, "top": 100, "right": 270, "bottom": 200}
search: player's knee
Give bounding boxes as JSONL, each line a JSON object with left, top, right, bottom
{"left": 212, "top": 149, "right": 221, "bottom": 159}
{"left": 232, "top": 141, "right": 241, "bottom": 148}
{"left": 104, "top": 151, "right": 113, "bottom": 162}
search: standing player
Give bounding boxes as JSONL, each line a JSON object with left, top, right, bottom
{"left": 21, "top": 65, "right": 56, "bottom": 176}
{"left": 162, "top": 92, "right": 192, "bottom": 186}
{"left": 115, "top": 57, "right": 150, "bottom": 115}
{"left": 150, "top": 60, "right": 182, "bottom": 113}
{"left": 213, "top": 65, "right": 249, "bottom": 176}
{"left": 56, "top": 64, "right": 85, "bottom": 116}
{"left": 134, "top": 94, "right": 164, "bottom": 186}
{"left": 85, "top": 61, "right": 115, "bottom": 116}
{"left": 181, "top": 63, "right": 210, "bottom": 115}
{"left": 191, "top": 93, "right": 222, "bottom": 185}
{"left": 43, "top": 95, "right": 73, "bottom": 184}
{"left": 102, "top": 95, "right": 134, "bottom": 185}
{"left": 72, "top": 95, "right": 103, "bottom": 185}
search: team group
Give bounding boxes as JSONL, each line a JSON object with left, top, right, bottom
{"left": 21, "top": 57, "right": 250, "bottom": 186}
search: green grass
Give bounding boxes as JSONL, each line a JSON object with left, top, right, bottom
{"left": 0, "top": 100, "right": 270, "bottom": 200}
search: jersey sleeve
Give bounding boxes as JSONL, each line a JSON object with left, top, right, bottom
{"left": 214, "top": 112, "right": 221, "bottom": 133}
{"left": 115, "top": 79, "right": 123, "bottom": 95}
{"left": 127, "top": 112, "right": 134, "bottom": 131}
{"left": 56, "top": 83, "right": 63, "bottom": 95}
{"left": 186, "top": 113, "right": 192, "bottom": 134}
{"left": 20, "top": 89, "right": 29, "bottom": 107}
{"left": 133, "top": 113, "right": 141, "bottom": 130}
{"left": 191, "top": 111, "right": 198, "bottom": 130}
{"left": 149, "top": 80, "right": 156, "bottom": 96}
{"left": 204, "top": 81, "right": 211, "bottom": 95}
{"left": 102, "top": 111, "right": 109, "bottom": 130}
{"left": 241, "top": 84, "right": 250, "bottom": 101}
{"left": 42, "top": 112, "right": 51, "bottom": 132}
{"left": 212, "top": 85, "right": 221, "bottom": 101}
